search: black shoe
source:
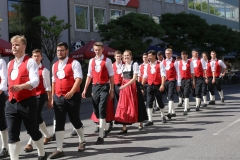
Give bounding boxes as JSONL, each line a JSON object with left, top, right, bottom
{"left": 177, "top": 103, "right": 183, "bottom": 107}
{"left": 38, "top": 152, "right": 47, "bottom": 160}
{"left": 109, "top": 121, "right": 113, "bottom": 130}
{"left": 118, "top": 129, "right": 128, "bottom": 135}
{"left": 94, "top": 126, "right": 99, "bottom": 133}
{"left": 196, "top": 107, "right": 200, "bottom": 111}
{"left": 70, "top": 130, "right": 78, "bottom": 137}
{"left": 183, "top": 111, "right": 188, "bottom": 115}
{"left": 221, "top": 98, "right": 224, "bottom": 103}
{"left": 138, "top": 125, "right": 143, "bottom": 131}
{"left": 0, "top": 148, "right": 9, "bottom": 158}
{"left": 162, "top": 117, "right": 166, "bottom": 123}
{"left": 49, "top": 150, "right": 64, "bottom": 159}
{"left": 202, "top": 103, "right": 207, "bottom": 108}
{"left": 95, "top": 137, "right": 104, "bottom": 145}
{"left": 166, "top": 113, "right": 171, "bottom": 120}
{"left": 50, "top": 133, "right": 56, "bottom": 141}
{"left": 209, "top": 100, "right": 215, "bottom": 105}
{"left": 144, "top": 121, "right": 154, "bottom": 126}
{"left": 103, "top": 130, "right": 108, "bottom": 138}
{"left": 187, "top": 108, "right": 190, "bottom": 112}
{"left": 171, "top": 113, "right": 176, "bottom": 117}
{"left": 153, "top": 107, "right": 160, "bottom": 111}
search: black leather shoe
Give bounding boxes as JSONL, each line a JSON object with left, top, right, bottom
{"left": 118, "top": 129, "right": 127, "bottom": 135}
{"left": 221, "top": 98, "right": 224, "bottom": 103}
{"left": 38, "top": 152, "right": 47, "bottom": 160}
{"left": 209, "top": 101, "right": 215, "bottom": 105}
{"left": 187, "top": 108, "right": 190, "bottom": 112}
{"left": 177, "top": 103, "right": 183, "bottom": 107}
{"left": 183, "top": 111, "right": 188, "bottom": 115}
{"left": 0, "top": 148, "right": 9, "bottom": 158}
{"left": 162, "top": 117, "right": 166, "bottom": 123}
{"left": 171, "top": 113, "right": 176, "bottom": 117}
{"left": 103, "top": 130, "right": 108, "bottom": 138}
{"left": 95, "top": 137, "right": 104, "bottom": 145}
{"left": 49, "top": 150, "right": 64, "bottom": 159}
{"left": 202, "top": 103, "right": 207, "bottom": 108}
{"left": 70, "top": 130, "right": 78, "bottom": 137}
{"left": 144, "top": 121, "right": 154, "bottom": 126}
{"left": 50, "top": 133, "right": 56, "bottom": 141}
{"left": 166, "top": 113, "right": 171, "bottom": 120}
{"left": 196, "top": 107, "right": 200, "bottom": 111}
{"left": 94, "top": 126, "right": 99, "bottom": 133}
{"left": 109, "top": 121, "right": 113, "bottom": 130}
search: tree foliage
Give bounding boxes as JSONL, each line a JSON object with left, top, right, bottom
{"left": 32, "top": 15, "right": 71, "bottom": 73}
{"left": 159, "top": 12, "right": 209, "bottom": 54}
{"left": 98, "top": 12, "right": 165, "bottom": 55}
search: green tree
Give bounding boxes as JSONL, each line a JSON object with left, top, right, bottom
{"left": 159, "top": 12, "right": 209, "bottom": 53}
{"left": 98, "top": 12, "right": 165, "bottom": 55}
{"left": 32, "top": 15, "right": 71, "bottom": 77}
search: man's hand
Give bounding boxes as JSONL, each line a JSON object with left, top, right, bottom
{"left": 10, "top": 85, "right": 23, "bottom": 92}
{"left": 65, "top": 91, "right": 74, "bottom": 99}
{"left": 192, "top": 82, "right": 196, "bottom": 89}
{"left": 205, "top": 78, "right": 208, "bottom": 84}
{"left": 0, "top": 90, "right": 2, "bottom": 95}
{"left": 82, "top": 90, "right": 87, "bottom": 98}
{"left": 176, "top": 86, "right": 180, "bottom": 91}
{"left": 159, "top": 85, "right": 164, "bottom": 92}
{"left": 47, "top": 99, "right": 52, "bottom": 109}
{"left": 109, "top": 91, "right": 114, "bottom": 99}
{"left": 212, "top": 79, "right": 215, "bottom": 84}
{"left": 221, "top": 73, "right": 225, "bottom": 77}
{"left": 51, "top": 99, "right": 54, "bottom": 108}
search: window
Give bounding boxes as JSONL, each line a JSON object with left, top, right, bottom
{"left": 110, "top": 10, "right": 122, "bottom": 20}
{"left": 75, "top": 5, "right": 89, "bottom": 31}
{"left": 188, "top": 0, "right": 194, "bottom": 9}
{"left": 152, "top": 15, "right": 161, "bottom": 24}
{"left": 93, "top": 7, "right": 105, "bottom": 31}
{"left": 165, "top": 0, "right": 173, "bottom": 3}
{"left": 175, "top": 0, "right": 183, "bottom": 4}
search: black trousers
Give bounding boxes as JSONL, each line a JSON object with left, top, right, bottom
{"left": 164, "top": 80, "right": 176, "bottom": 101}
{"left": 202, "top": 79, "right": 208, "bottom": 96}
{"left": 181, "top": 79, "right": 191, "bottom": 98}
{"left": 176, "top": 89, "right": 183, "bottom": 98}
{"left": 114, "top": 84, "right": 121, "bottom": 110}
{"left": 191, "top": 77, "right": 203, "bottom": 98}
{"left": 5, "top": 96, "right": 42, "bottom": 143}
{"left": 0, "top": 92, "right": 7, "bottom": 131}
{"left": 92, "top": 84, "right": 109, "bottom": 119}
{"left": 146, "top": 84, "right": 164, "bottom": 109}
{"left": 208, "top": 77, "right": 222, "bottom": 95}
{"left": 142, "top": 84, "right": 148, "bottom": 102}
{"left": 36, "top": 94, "right": 47, "bottom": 124}
{"left": 53, "top": 92, "right": 83, "bottom": 132}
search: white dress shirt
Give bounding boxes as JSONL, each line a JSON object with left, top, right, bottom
{"left": 0, "top": 59, "right": 8, "bottom": 91}
{"left": 165, "top": 57, "right": 181, "bottom": 86}
{"left": 113, "top": 61, "right": 123, "bottom": 74}
{"left": 38, "top": 63, "right": 51, "bottom": 91}
{"left": 87, "top": 54, "right": 114, "bottom": 78}
{"left": 191, "top": 57, "right": 206, "bottom": 70}
{"left": 143, "top": 60, "right": 166, "bottom": 79}
{"left": 210, "top": 59, "right": 226, "bottom": 71}
{"left": 122, "top": 61, "right": 139, "bottom": 75}
{"left": 52, "top": 57, "right": 83, "bottom": 82}
{"left": 8, "top": 55, "right": 39, "bottom": 89}
{"left": 138, "top": 62, "right": 148, "bottom": 77}
{"left": 179, "top": 59, "right": 194, "bottom": 74}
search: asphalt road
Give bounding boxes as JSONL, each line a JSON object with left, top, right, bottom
{"left": 1, "top": 84, "right": 240, "bottom": 160}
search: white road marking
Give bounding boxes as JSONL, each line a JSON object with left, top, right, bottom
{"left": 213, "top": 118, "right": 240, "bottom": 135}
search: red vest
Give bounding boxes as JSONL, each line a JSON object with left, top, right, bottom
{"left": 147, "top": 62, "right": 162, "bottom": 85}
{"left": 213, "top": 60, "right": 221, "bottom": 77}
{"left": 53, "top": 58, "right": 80, "bottom": 97}
{"left": 139, "top": 63, "right": 148, "bottom": 83}
{"left": 179, "top": 60, "right": 191, "bottom": 79}
{"left": 206, "top": 60, "right": 212, "bottom": 78}
{"left": 190, "top": 58, "right": 203, "bottom": 77}
{"left": 113, "top": 62, "right": 123, "bottom": 85}
{"left": 92, "top": 56, "right": 109, "bottom": 84}
{"left": 36, "top": 66, "right": 46, "bottom": 96}
{"left": 8, "top": 56, "right": 36, "bottom": 102}
{"left": 163, "top": 59, "right": 176, "bottom": 81}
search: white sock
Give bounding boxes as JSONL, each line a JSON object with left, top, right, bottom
{"left": 184, "top": 98, "right": 189, "bottom": 111}
{"left": 147, "top": 108, "right": 153, "bottom": 122}
{"left": 105, "top": 123, "right": 110, "bottom": 131}
{"left": 168, "top": 101, "right": 173, "bottom": 114}
{"left": 39, "top": 122, "right": 50, "bottom": 138}
{"left": 193, "top": 97, "right": 196, "bottom": 100}
{"left": 171, "top": 104, "right": 175, "bottom": 114}
{"left": 209, "top": 92, "right": 213, "bottom": 100}
{"left": 196, "top": 98, "right": 200, "bottom": 107}
{"left": 27, "top": 137, "right": 33, "bottom": 145}
{"left": 155, "top": 98, "right": 159, "bottom": 108}
{"left": 33, "top": 137, "right": 45, "bottom": 156}
{"left": 0, "top": 130, "right": 8, "bottom": 149}
{"left": 75, "top": 127, "right": 85, "bottom": 143}
{"left": 179, "top": 97, "right": 183, "bottom": 104}
{"left": 53, "top": 120, "right": 56, "bottom": 134}
{"left": 99, "top": 119, "right": 106, "bottom": 138}
{"left": 219, "top": 90, "right": 224, "bottom": 99}
{"left": 55, "top": 131, "right": 64, "bottom": 152}
{"left": 9, "top": 141, "right": 21, "bottom": 160}
{"left": 203, "top": 96, "right": 207, "bottom": 104}
{"left": 160, "top": 108, "right": 165, "bottom": 117}
{"left": 212, "top": 95, "right": 215, "bottom": 101}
